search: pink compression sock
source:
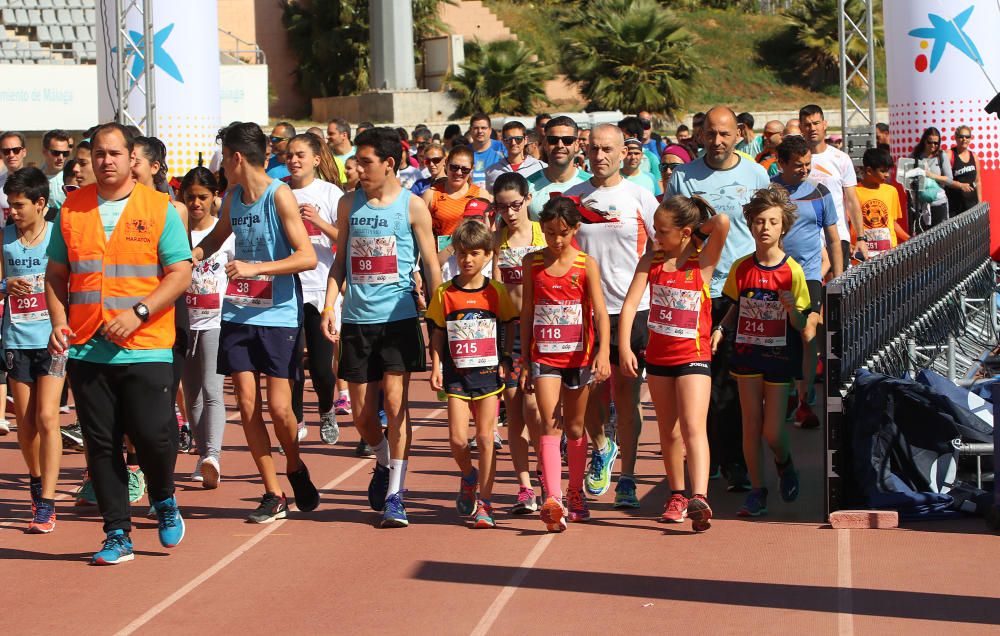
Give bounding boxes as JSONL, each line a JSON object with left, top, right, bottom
{"left": 566, "top": 435, "right": 587, "bottom": 492}
{"left": 540, "top": 435, "right": 563, "bottom": 501}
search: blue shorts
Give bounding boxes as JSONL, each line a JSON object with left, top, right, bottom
{"left": 218, "top": 322, "right": 303, "bottom": 380}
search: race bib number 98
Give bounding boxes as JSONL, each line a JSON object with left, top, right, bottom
{"left": 350, "top": 236, "right": 399, "bottom": 284}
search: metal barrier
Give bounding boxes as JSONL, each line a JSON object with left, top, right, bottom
{"left": 823, "top": 202, "right": 995, "bottom": 514}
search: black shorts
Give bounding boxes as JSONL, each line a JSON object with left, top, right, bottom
{"left": 5, "top": 348, "right": 54, "bottom": 383}
{"left": 806, "top": 280, "right": 824, "bottom": 313}
{"left": 608, "top": 311, "right": 648, "bottom": 370}
{"left": 218, "top": 322, "right": 303, "bottom": 380}
{"left": 531, "top": 362, "right": 593, "bottom": 390}
{"left": 339, "top": 318, "right": 426, "bottom": 384}
{"left": 646, "top": 360, "right": 712, "bottom": 378}
{"left": 444, "top": 367, "right": 504, "bottom": 402}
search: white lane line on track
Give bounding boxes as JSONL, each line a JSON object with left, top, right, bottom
{"left": 470, "top": 533, "right": 555, "bottom": 636}
{"left": 115, "top": 408, "right": 444, "bottom": 636}
{"left": 837, "top": 529, "right": 854, "bottom": 636}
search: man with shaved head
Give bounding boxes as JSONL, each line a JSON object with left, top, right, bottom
{"left": 785, "top": 119, "right": 801, "bottom": 137}
{"left": 756, "top": 120, "right": 786, "bottom": 177}
{"left": 667, "top": 106, "right": 770, "bottom": 493}
{"left": 564, "top": 123, "right": 660, "bottom": 508}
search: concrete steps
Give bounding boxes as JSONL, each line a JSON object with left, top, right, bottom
{"left": 438, "top": 0, "right": 516, "bottom": 44}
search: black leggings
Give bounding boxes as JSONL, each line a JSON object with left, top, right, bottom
{"left": 293, "top": 302, "right": 337, "bottom": 422}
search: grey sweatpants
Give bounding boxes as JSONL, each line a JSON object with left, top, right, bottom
{"left": 182, "top": 327, "right": 226, "bottom": 460}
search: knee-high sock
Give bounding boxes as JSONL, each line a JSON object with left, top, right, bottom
{"left": 540, "top": 435, "right": 562, "bottom": 500}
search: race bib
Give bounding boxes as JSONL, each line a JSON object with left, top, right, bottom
{"left": 446, "top": 318, "right": 498, "bottom": 368}
{"left": 185, "top": 291, "right": 221, "bottom": 316}
{"left": 533, "top": 302, "right": 584, "bottom": 353}
{"left": 225, "top": 262, "right": 274, "bottom": 308}
{"left": 350, "top": 236, "right": 399, "bottom": 284}
{"left": 736, "top": 297, "right": 786, "bottom": 347}
{"left": 499, "top": 246, "right": 541, "bottom": 285}
{"left": 304, "top": 218, "right": 325, "bottom": 245}
{"left": 649, "top": 284, "right": 700, "bottom": 339}
{"left": 9, "top": 274, "right": 48, "bottom": 323}
{"left": 866, "top": 227, "right": 892, "bottom": 255}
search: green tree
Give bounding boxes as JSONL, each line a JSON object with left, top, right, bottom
{"left": 449, "top": 39, "right": 552, "bottom": 117}
{"left": 559, "top": 0, "right": 698, "bottom": 116}
{"left": 781, "top": 0, "right": 883, "bottom": 89}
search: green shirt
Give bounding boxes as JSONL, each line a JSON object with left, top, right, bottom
{"left": 47, "top": 171, "right": 66, "bottom": 212}
{"left": 624, "top": 170, "right": 661, "bottom": 197}
{"left": 527, "top": 168, "right": 592, "bottom": 221}
{"left": 47, "top": 196, "right": 192, "bottom": 364}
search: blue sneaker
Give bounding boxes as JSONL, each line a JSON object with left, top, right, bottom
{"left": 381, "top": 492, "right": 409, "bottom": 528}
{"left": 153, "top": 496, "right": 185, "bottom": 548}
{"left": 585, "top": 439, "right": 619, "bottom": 496}
{"left": 92, "top": 529, "right": 134, "bottom": 565}
{"left": 779, "top": 464, "right": 800, "bottom": 502}
{"left": 738, "top": 488, "right": 769, "bottom": 517}
{"left": 613, "top": 475, "right": 640, "bottom": 509}
{"left": 456, "top": 468, "right": 478, "bottom": 516}
{"left": 368, "top": 462, "right": 390, "bottom": 511}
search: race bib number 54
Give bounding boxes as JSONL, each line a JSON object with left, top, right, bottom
{"left": 649, "top": 284, "right": 700, "bottom": 339}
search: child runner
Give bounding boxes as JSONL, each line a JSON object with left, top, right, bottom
{"left": 492, "top": 172, "right": 545, "bottom": 513}
{"left": 427, "top": 219, "right": 517, "bottom": 528}
{"left": 856, "top": 147, "right": 908, "bottom": 258}
{"left": 3, "top": 167, "right": 64, "bottom": 532}
{"left": 617, "top": 195, "right": 729, "bottom": 530}
{"left": 181, "top": 167, "right": 233, "bottom": 488}
{"left": 711, "top": 184, "right": 811, "bottom": 517}
{"left": 322, "top": 127, "right": 442, "bottom": 528}
{"left": 520, "top": 196, "right": 611, "bottom": 532}
{"left": 192, "top": 123, "right": 320, "bottom": 523}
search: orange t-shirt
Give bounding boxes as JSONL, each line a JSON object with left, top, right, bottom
{"left": 429, "top": 182, "right": 482, "bottom": 238}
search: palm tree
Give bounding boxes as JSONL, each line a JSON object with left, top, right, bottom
{"left": 449, "top": 39, "right": 553, "bottom": 117}
{"left": 782, "top": 0, "right": 883, "bottom": 89}
{"left": 559, "top": 0, "right": 698, "bottom": 117}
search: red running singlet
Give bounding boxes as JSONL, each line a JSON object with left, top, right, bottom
{"left": 646, "top": 253, "right": 711, "bottom": 366}
{"left": 529, "top": 251, "right": 593, "bottom": 369}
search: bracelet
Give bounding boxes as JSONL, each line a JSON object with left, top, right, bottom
{"left": 322, "top": 305, "right": 335, "bottom": 313}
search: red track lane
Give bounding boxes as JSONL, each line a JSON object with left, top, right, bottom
{"left": 2, "top": 375, "right": 998, "bottom": 634}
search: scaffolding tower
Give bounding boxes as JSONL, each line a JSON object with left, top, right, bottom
{"left": 838, "top": 0, "right": 878, "bottom": 166}
{"left": 113, "top": 0, "right": 156, "bottom": 135}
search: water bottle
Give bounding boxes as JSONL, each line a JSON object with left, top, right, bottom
{"left": 49, "top": 329, "right": 70, "bottom": 378}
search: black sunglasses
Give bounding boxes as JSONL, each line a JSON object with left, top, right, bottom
{"left": 640, "top": 119, "right": 652, "bottom": 130}
{"left": 956, "top": 134, "right": 972, "bottom": 140}
{"left": 269, "top": 136, "right": 290, "bottom": 144}
{"left": 448, "top": 164, "right": 472, "bottom": 175}
{"left": 1, "top": 146, "right": 24, "bottom": 155}
{"left": 659, "top": 162, "right": 684, "bottom": 172}
{"left": 425, "top": 156, "right": 444, "bottom": 165}
{"left": 502, "top": 136, "right": 525, "bottom": 144}
{"left": 49, "top": 149, "right": 71, "bottom": 158}
{"left": 546, "top": 135, "right": 577, "bottom": 147}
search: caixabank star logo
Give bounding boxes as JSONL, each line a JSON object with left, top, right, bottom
{"left": 908, "top": 5, "right": 982, "bottom": 73}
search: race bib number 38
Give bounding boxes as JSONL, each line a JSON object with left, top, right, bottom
{"left": 649, "top": 284, "right": 700, "bottom": 339}
{"left": 225, "top": 267, "right": 274, "bottom": 308}
{"left": 533, "top": 302, "right": 584, "bottom": 353}
{"left": 10, "top": 274, "right": 48, "bottom": 323}
{"left": 350, "top": 236, "right": 399, "bottom": 284}
{"left": 736, "top": 297, "right": 786, "bottom": 346}
{"left": 446, "top": 318, "right": 498, "bottom": 368}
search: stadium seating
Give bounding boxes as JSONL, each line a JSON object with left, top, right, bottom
{"left": 0, "top": 0, "right": 97, "bottom": 64}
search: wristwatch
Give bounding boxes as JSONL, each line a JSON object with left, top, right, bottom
{"left": 132, "top": 302, "right": 150, "bottom": 323}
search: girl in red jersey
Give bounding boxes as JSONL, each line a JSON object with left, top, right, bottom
{"left": 520, "top": 196, "right": 611, "bottom": 532}
{"left": 618, "top": 195, "right": 729, "bottom": 531}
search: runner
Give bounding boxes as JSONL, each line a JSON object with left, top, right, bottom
{"left": 1, "top": 131, "right": 28, "bottom": 221}
{"left": 492, "top": 172, "right": 545, "bottom": 513}
{"left": 411, "top": 143, "right": 445, "bottom": 197}
{"left": 265, "top": 122, "right": 295, "bottom": 179}
{"left": 520, "top": 196, "right": 610, "bottom": 531}
{"left": 180, "top": 167, "right": 233, "bottom": 488}
{"left": 45, "top": 122, "right": 191, "bottom": 564}
{"left": 485, "top": 120, "right": 545, "bottom": 194}
{"left": 621, "top": 137, "right": 661, "bottom": 196}
{"left": 712, "top": 184, "right": 811, "bottom": 517}
{"left": 191, "top": 122, "right": 320, "bottom": 523}
{"left": 617, "top": 195, "right": 729, "bottom": 530}
{"left": 564, "top": 123, "right": 659, "bottom": 508}
{"left": 856, "top": 147, "right": 908, "bottom": 258}
{"left": 41, "top": 129, "right": 71, "bottom": 214}
{"left": 327, "top": 118, "right": 356, "bottom": 166}
{"left": 469, "top": 113, "right": 505, "bottom": 188}
{"left": 526, "top": 116, "right": 591, "bottom": 220}
{"left": 3, "top": 167, "right": 64, "bottom": 532}
{"left": 422, "top": 146, "right": 488, "bottom": 269}
{"left": 321, "top": 126, "right": 442, "bottom": 528}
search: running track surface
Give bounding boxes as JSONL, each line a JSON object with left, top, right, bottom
{"left": 2, "top": 373, "right": 998, "bottom": 634}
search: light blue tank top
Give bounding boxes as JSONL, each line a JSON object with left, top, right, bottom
{"left": 341, "top": 188, "right": 417, "bottom": 324}
{"left": 3, "top": 222, "right": 53, "bottom": 349}
{"left": 222, "top": 179, "right": 302, "bottom": 328}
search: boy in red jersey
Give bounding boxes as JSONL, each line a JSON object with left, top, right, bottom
{"left": 618, "top": 196, "right": 730, "bottom": 531}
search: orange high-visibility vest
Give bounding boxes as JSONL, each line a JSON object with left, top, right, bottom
{"left": 61, "top": 182, "right": 176, "bottom": 349}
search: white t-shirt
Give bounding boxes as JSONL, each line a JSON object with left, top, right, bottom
{"left": 564, "top": 177, "right": 659, "bottom": 314}
{"left": 188, "top": 220, "right": 235, "bottom": 331}
{"left": 292, "top": 179, "right": 343, "bottom": 293}
{"left": 809, "top": 146, "right": 856, "bottom": 243}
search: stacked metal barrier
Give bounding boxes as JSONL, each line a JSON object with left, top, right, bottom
{"left": 824, "top": 203, "right": 995, "bottom": 514}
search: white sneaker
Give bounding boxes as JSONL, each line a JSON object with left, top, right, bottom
{"left": 0, "top": 419, "right": 9, "bottom": 435}
{"left": 297, "top": 422, "right": 307, "bottom": 442}
{"left": 190, "top": 457, "right": 204, "bottom": 482}
{"left": 200, "top": 455, "right": 221, "bottom": 489}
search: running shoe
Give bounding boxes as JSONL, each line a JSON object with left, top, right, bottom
{"left": 147, "top": 504, "right": 157, "bottom": 519}
{"left": 91, "top": 529, "right": 134, "bottom": 565}
{"left": 778, "top": 463, "right": 800, "bottom": 502}
{"left": 200, "top": 455, "right": 221, "bottom": 489}
{"left": 537, "top": 470, "right": 547, "bottom": 509}
{"left": 152, "top": 496, "right": 185, "bottom": 548}
{"left": 708, "top": 465, "right": 723, "bottom": 480}
{"left": 29, "top": 480, "right": 42, "bottom": 516}
{"left": 288, "top": 464, "right": 320, "bottom": 512}
{"left": 613, "top": 476, "right": 640, "bottom": 509}
{"left": 511, "top": 486, "right": 538, "bottom": 514}
{"left": 493, "top": 430, "right": 503, "bottom": 450}
{"left": 660, "top": 493, "right": 688, "bottom": 523}
{"left": 127, "top": 466, "right": 146, "bottom": 503}
{"left": 473, "top": 500, "right": 495, "bottom": 529}
{"left": 0, "top": 419, "right": 9, "bottom": 435}
{"left": 794, "top": 402, "right": 820, "bottom": 430}
{"left": 725, "top": 463, "right": 752, "bottom": 492}
{"left": 469, "top": 437, "right": 477, "bottom": 450}
{"left": 74, "top": 474, "right": 97, "bottom": 506}
{"left": 334, "top": 396, "right": 352, "bottom": 415}
{"left": 381, "top": 492, "right": 409, "bottom": 528}
{"left": 738, "top": 488, "right": 769, "bottom": 517}
{"left": 319, "top": 411, "right": 340, "bottom": 445}
{"left": 27, "top": 499, "right": 56, "bottom": 534}
{"left": 540, "top": 496, "right": 567, "bottom": 533}
{"left": 59, "top": 404, "right": 71, "bottom": 414}
{"left": 190, "top": 457, "right": 204, "bottom": 483}
{"left": 368, "top": 462, "right": 390, "bottom": 511}
{"left": 178, "top": 421, "right": 193, "bottom": 454}
{"left": 247, "top": 493, "right": 288, "bottom": 524}
{"left": 60, "top": 422, "right": 84, "bottom": 450}
{"left": 687, "top": 495, "right": 713, "bottom": 532}
{"left": 567, "top": 488, "right": 590, "bottom": 523}
{"left": 456, "top": 468, "right": 478, "bottom": 516}
{"left": 785, "top": 390, "right": 798, "bottom": 422}
{"left": 297, "top": 421, "right": 308, "bottom": 442}
{"left": 355, "top": 439, "right": 375, "bottom": 458}
{"left": 585, "top": 439, "right": 619, "bottom": 496}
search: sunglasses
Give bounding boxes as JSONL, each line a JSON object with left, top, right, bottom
{"left": 1, "top": 146, "right": 24, "bottom": 155}
{"left": 448, "top": 164, "right": 472, "bottom": 175}
{"left": 48, "top": 149, "right": 71, "bottom": 158}
{"left": 269, "top": 136, "right": 290, "bottom": 144}
{"left": 493, "top": 198, "right": 526, "bottom": 212}
{"left": 502, "top": 136, "right": 525, "bottom": 144}
{"left": 546, "top": 135, "right": 577, "bottom": 147}
{"left": 640, "top": 119, "right": 652, "bottom": 130}
{"left": 424, "top": 156, "right": 444, "bottom": 165}
{"left": 63, "top": 184, "right": 80, "bottom": 193}
{"left": 659, "top": 162, "right": 684, "bottom": 172}
{"left": 956, "top": 134, "right": 972, "bottom": 140}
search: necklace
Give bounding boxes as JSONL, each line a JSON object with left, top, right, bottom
{"left": 17, "top": 224, "right": 45, "bottom": 247}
